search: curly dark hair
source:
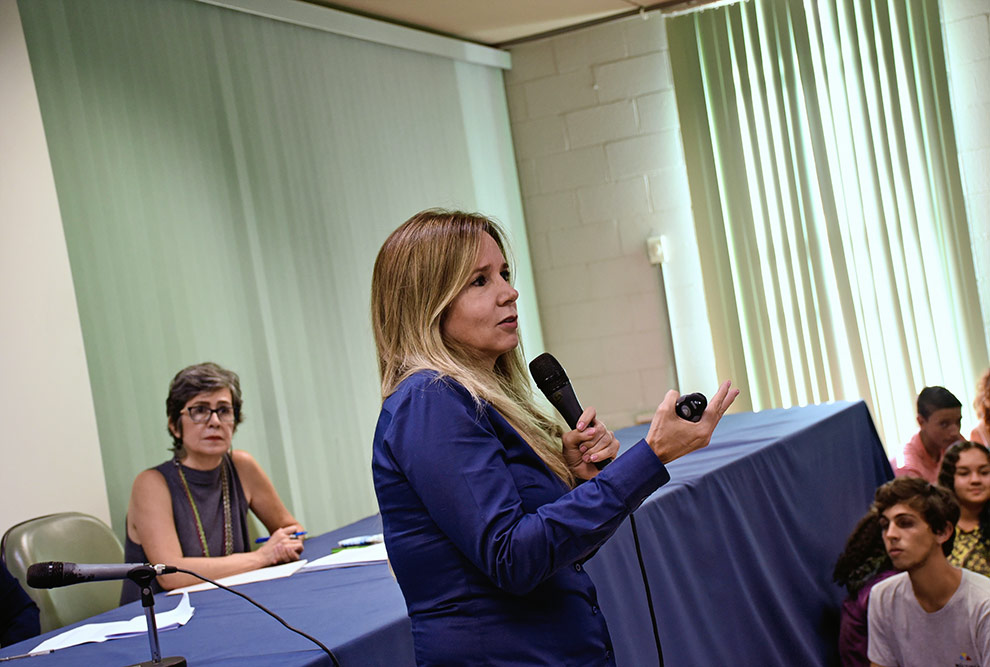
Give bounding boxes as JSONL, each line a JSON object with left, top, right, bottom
{"left": 938, "top": 440, "right": 990, "bottom": 555}
{"left": 872, "top": 477, "right": 959, "bottom": 557}
{"left": 833, "top": 510, "right": 893, "bottom": 596}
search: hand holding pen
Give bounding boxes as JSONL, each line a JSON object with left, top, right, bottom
{"left": 255, "top": 525, "right": 305, "bottom": 565}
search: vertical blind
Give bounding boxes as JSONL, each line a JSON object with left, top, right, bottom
{"left": 668, "top": 0, "right": 986, "bottom": 452}
{"left": 18, "top": 0, "right": 540, "bottom": 536}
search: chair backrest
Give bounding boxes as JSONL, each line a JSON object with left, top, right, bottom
{"left": 1, "top": 512, "right": 124, "bottom": 633}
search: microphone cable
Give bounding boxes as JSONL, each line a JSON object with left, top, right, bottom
{"left": 628, "top": 514, "right": 663, "bottom": 666}
{"left": 175, "top": 568, "right": 341, "bottom": 667}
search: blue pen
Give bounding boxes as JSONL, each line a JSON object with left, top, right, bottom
{"left": 337, "top": 533, "right": 384, "bottom": 548}
{"left": 255, "top": 531, "right": 307, "bottom": 544}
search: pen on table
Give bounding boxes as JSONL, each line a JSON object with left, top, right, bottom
{"left": 255, "top": 531, "right": 307, "bottom": 544}
{"left": 336, "top": 533, "right": 384, "bottom": 548}
{"left": 0, "top": 649, "right": 54, "bottom": 662}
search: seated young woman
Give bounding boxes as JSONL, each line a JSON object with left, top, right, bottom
{"left": 120, "top": 362, "right": 304, "bottom": 603}
{"left": 833, "top": 509, "right": 896, "bottom": 665}
{"left": 937, "top": 440, "right": 990, "bottom": 577}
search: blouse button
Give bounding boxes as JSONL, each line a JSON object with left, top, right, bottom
{"left": 574, "top": 563, "right": 582, "bottom": 572}
{"left": 591, "top": 605, "right": 599, "bottom": 615}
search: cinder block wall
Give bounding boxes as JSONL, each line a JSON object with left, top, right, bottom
{"left": 504, "top": 15, "right": 685, "bottom": 429}
{"left": 942, "top": 1, "right": 990, "bottom": 357}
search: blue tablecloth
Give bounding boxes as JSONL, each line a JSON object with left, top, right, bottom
{"left": 0, "top": 401, "right": 891, "bottom": 666}
{"left": 588, "top": 400, "right": 892, "bottom": 666}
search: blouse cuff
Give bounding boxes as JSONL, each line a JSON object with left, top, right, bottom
{"left": 594, "top": 439, "right": 670, "bottom": 511}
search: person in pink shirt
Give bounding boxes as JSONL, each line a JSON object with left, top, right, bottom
{"left": 895, "top": 386, "right": 963, "bottom": 483}
{"left": 971, "top": 369, "right": 990, "bottom": 447}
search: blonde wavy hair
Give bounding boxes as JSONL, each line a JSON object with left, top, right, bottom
{"left": 371, "top": 209, "right": 574, "bottom": 486}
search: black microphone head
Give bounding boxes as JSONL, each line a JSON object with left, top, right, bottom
{"left": 529, "top": 353, "right": 569, "bottom": 396}
{"left": 27, "top": 561, "right": 66, "bottom": 589}
{"left": 675, "top": 392, "right": 707, "bottom": 423}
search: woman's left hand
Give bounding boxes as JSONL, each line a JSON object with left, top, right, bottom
{"left": 561, "top": 407, "right": 619, "bottom": 480}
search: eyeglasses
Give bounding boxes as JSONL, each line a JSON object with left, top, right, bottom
{"left": 183, "top": 405, "right": 235, "bottom": 424}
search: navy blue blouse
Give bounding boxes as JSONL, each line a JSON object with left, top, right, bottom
{"left": 372, "top": 371, "right": 671, "bottom": 665}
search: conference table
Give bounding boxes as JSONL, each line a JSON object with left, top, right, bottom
{"left": 0, "top": 400, "right": 892, "bottom": 666}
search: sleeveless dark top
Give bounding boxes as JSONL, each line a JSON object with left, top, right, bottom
{"left": 120, "top": 453, "right": 250, "bottom": 604}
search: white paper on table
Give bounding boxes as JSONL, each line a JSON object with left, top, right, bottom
{"left": 300, "top": 542, "right": 388, "bottom": 572}
{"left": 30, "top": 592, "right": 194, "bottom": 654}
{"left": 167, "top": 559, "right": 308, "bottom": 595}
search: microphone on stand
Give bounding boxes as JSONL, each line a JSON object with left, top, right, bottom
{"left": 26, "top": 562, "right": 176, "bottom": 588}
{"left": 28, "top": 561, "right": 186, "bottom": 667}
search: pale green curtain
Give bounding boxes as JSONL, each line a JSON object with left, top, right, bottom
{"left": 17, "top": 0, "right": 541, "bottom": 536}
{"left": 668, "top": 0, "right": 986, "bottom": 452}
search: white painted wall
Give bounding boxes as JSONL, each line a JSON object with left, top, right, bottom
{"left": 0, "top": 0, "right": 110, "bottom": 535}
{"left": 942, "top": 1, "right": 990, "bottom": 360}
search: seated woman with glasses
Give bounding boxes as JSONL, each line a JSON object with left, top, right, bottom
{"left": 120, "top": 362, "right": 304, "bottom": 604}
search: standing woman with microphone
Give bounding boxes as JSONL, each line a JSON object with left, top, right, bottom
{"left": 370, "top": 209, "right": 738, "bottom": 665}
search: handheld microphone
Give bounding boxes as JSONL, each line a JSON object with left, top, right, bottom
{"left": 529, "top": 353, "right": 610, "bottom": 469}
{"left": 26, "top": 562, "right": 176, "bottom": 589}
{"left": 675, "top": 392, "right": 707, "bottom": 422}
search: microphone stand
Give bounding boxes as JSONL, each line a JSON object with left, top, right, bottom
{"left": 125, "top": 566, "right": 186, "bottom": 667}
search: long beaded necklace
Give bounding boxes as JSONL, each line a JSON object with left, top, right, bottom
{"left": 174, "top": 455, "right": 233, "bottom": 557}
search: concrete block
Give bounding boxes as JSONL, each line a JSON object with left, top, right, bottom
{"left": 526, "top": 229, "right": 554, "bottom": 272}
{"left": 598, "top": 410, "right": 637, "bottom": 431}
{"left": 586, "top": 253, "right": 660, "bottom": 300}
{"left": 548, "top": 338, "right": 606, "bottom": 379}
{"left": 628, "top": 291, "right": 668, "bottom": 333}
{"left": 950, "top": 102, "right": 990, "bottom": 151}
{"left": 565, "top": 101, "right": 639, "bottom": 148}
{"left": 942, "top": 1, "right": 990, "bottom": 22}
{"left": 594, "top": 52, "right": 672, "bottom": 104}
{"left": 553, "top": 20, "right": 628, "bottom": 73}
{"left": 945, "top": 16, "right": 990, "bottom": 63}
{"left": 965, "top": 192, "right": 990, "bottom": 232}
{"left": 624, "top": 12, "right": 668, "bottom": 55}
{"left": 504, "top": 40, "right": 557, "bottom": 85}
{"left": 505, "top": 82, "right": 528, "bottom": 123}
{"left": 524, "top": 69, "right": 598, "bottom": 118}
{"left": 577, "top": 177, "right": 651, "bottom": 223}
{"left": 535, "top": 145, "right": 608, "bottom": 193}
{"left": 961, "top": 148, "right": 990, "bottom": 194}
{"left": 640, "top": 361, "right": 678, "bottom": 404}
{"left": 606, "top": 130, "right": 684, "bottom": 179}
{"left": 534, "top": 264, "right": 593, "bottom": 307}
{"left": 516, "top": 158, "right": 540, "bottom": 198}
{"left": 637, "top": 90, "right": 681, "bottom": 133}
{"left": 951, "top": 61, "right": 990, "bottom": 110}
{"left": 538, "top": 303, "right": 567, "bottom": 346}
{"left": 511, "top": 116, "right": 568, "bottom": 159}
{"left": 601, "top": 330, "right": 668, "bottom": 373}
{"left": 548, "top": 219, "right": 622, "bottom": 267}
{"left": 555, "top": 294, "right": 638, "bottom": 340}
{"left": 648, "top": 168, "right": 692, "bottom": 211}
{"left": 578, "top": 370, "right": 645, "bottom": 416}
{"left": 523, "top": 191, "right": 580, "bottom": 234}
